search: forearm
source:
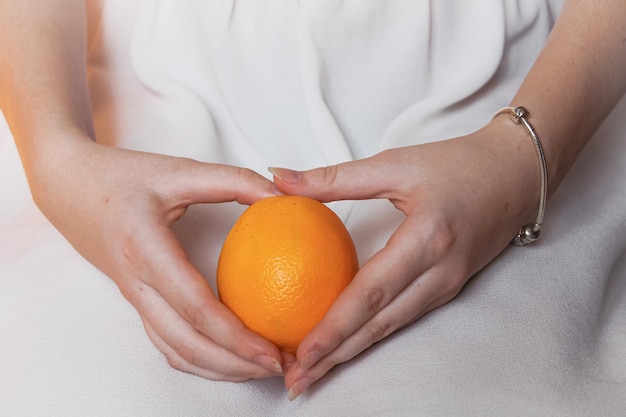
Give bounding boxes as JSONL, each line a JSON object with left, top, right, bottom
{"left": 509, "top": 0, "right": 626, "bottom": 195}
{"left": 0, "top": 0, "right": 94, "bottom": 172}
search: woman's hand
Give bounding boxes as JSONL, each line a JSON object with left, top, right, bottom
{"left": 29, "top": 134, "right": 287, "bottom": 381}
{"left": 271, "top": 119, "right": 542, "bottom": 399}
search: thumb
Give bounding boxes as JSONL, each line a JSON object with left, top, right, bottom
{"left": 162, "top": 159, "right": 279, "bottom": 206}
{"left": 268, "top": 158, "right": 390, "bottom": 202}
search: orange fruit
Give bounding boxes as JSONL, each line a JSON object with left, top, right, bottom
{"left": 217, "top": 195, "right": 359, "bottom": 354}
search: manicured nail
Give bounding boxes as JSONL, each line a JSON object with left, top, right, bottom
{"left": 300, "top": 350, "right": 321, "bottom": 370}
{"left": 268, "top": 167, "right": 301, "bottom": 184}
{"left": 254, "top": 355, "right": 283, "bottom": 374}
{"left": 287, "top": 377, "right": 313, "bottom": 401}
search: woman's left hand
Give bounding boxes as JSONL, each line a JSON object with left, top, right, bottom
{"left": 271, "top": 119, "right": 543, "bottom": 399}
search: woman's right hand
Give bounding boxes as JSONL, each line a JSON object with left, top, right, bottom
{"left": 27, "top": 132, "right": 286, "bottom": 381}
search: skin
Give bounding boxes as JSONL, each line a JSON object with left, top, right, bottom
{"left": 276, "top": 0, "right": 626, "bottom": 399}
{"left": 0, "top": 0, "right": 286, "bottom": 381}
{"left": 1, "top": 0, "right": 624, "bottom": 400}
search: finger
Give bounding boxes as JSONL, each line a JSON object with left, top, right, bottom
{"left": 268, "top": 152, "right": 398, "bottom": 202}
{"left": 120, "top": 224, "right": 284, "bottom": 375}
{"left": 293, "top": 214, "right": 455, "bottom": 371}
{"left": 161, "top": 158, "right": 279, "bottom": 207}
{"left": 281, "top": 351, "right": 297, "bottom": 372}
{"left": 142, "top": 318, "right": 263, "bottom": 381}
{"left": 139, "top": 297, "right": 276, "bottom": 382}
{"left": 285, "top": 262, "right": 465, "bottom": 399}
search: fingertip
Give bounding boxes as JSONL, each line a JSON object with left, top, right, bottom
{"left": 209, "top": 301, "right": 286, "bottom": 375}
{"left": 281, "top": 351, "right": 297, "bottom": 371}
{"left": 287, "top": 377, "right": 313, "bottom": 401}
{"left": 246, "top": 342, "right": 284, "bottom": 375}
{"left": 236, "top": 327, "right": 286, "bottom": 374}
{"left": 268, "top": 166, "right": 331, "bottom": 200}
{"left": 234, "top": 167, "right": 281, "bottom": 203}
{"left": 270, "top": 161, "right": 382, "bottom": 202}
{"left": 254, "top": 354, "right": 284, "bottom": 374}
{"left": 268, "top": 167, "right": 301, "bottom": 185}
{"left": 283, "top": 360, "right": 309, "bottom": 389}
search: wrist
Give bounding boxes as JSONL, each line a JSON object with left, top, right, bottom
{"left": 477, "top": 116, "right": 543, "bottom": 239}
{"left": 491, "top": 107, "right": 548, "bottom": 245}
{"left": 19, "top": 126, "right": 95, "bottom": 202}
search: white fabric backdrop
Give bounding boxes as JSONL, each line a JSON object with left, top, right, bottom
{"left": 2, "top": 1, "right": 625, "bottom": 415}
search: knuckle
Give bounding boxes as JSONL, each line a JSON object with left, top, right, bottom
{"left": 236, "top": 167, "right": 259, "bottom": 187}
{"left": 361, "top": 286, "right": 386, "bottom": 315}
{"left": 183, "top": 303, "right": 209, "bottom": 329}
{"left": 152, "top": 156, "right": 191, "bottom": 195}
{"left": 322, "top": 357, "right": 340, "bottom": 371}
{"left": 440, "top": 280, "right": 462, "bottom": 301}
{"left": 318, "top": 165, "right": 338, "bottom": 188}
{"left": 438, "top": 270, "right": 468, "bottom": 300}
{"left": 366, "top": 320, "right": 392, "bottom": 346}
{"left": 413, "top": 213, "right": 456, "bottom": 263}
{"left": 323, "top": 165, "right": 338, "bottom": 186}
{"left": 429, "top": 220, "right": 456, "bottom": 260}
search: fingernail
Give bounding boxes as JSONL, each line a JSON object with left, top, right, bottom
{"left": 268, "top": 167, "right": 301, "bottom": 184}
{"left": 287, "top": 377, "right": 313, "bottom": 401}
{"left": 254, "top": 355, "right": 283, "bottom": 374}
{"left": 300, "top": 350, "right": 321, "bottom": 370}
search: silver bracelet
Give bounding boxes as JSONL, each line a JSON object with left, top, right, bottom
{"left": 493, "top": 106, "right": 548, "bottom": 246}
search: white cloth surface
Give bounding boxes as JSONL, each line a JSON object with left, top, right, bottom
{"left": 1, "top": 0, "right": 625, "bottom": 415}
